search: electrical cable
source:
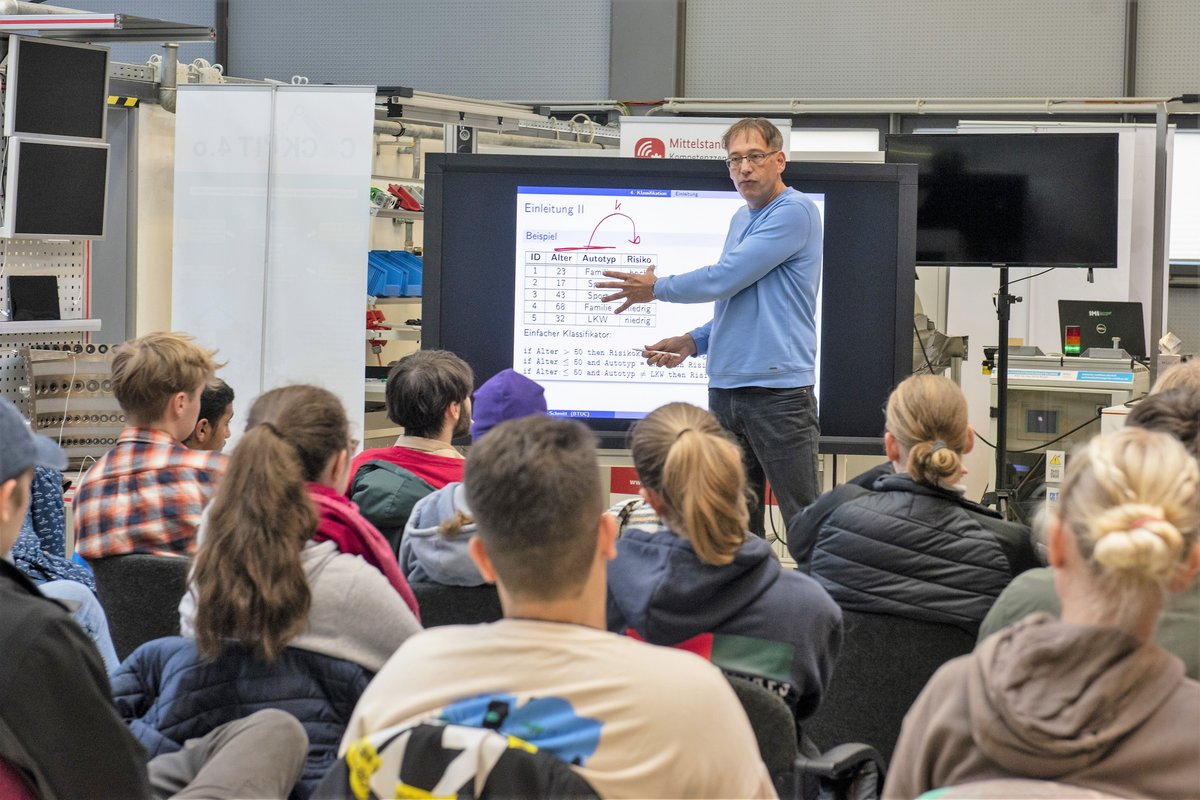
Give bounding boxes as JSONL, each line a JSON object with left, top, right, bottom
{"left": 913, "top": 319, "right": 937, "bottom": 374}
{"left": 1005, "top": 267, "right": 1056, "bottom": 286}
{"left": 73, "top": 455, "right": 97, "bottom": 489}
{"left": 1007, "top": 451, "right": 1047, "bottom": 526}
{"left": 973, "top": 411, "right": 1102, "bottom": 454}
{"left": 56, "top": 354, "right": 78, "bottom": 445}
{"left": 765, "top": 485, "right": 782, "bottom": 544}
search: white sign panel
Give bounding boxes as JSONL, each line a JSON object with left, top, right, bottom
{"left": 619, "top": 116, "right": 790, "bottom": 161}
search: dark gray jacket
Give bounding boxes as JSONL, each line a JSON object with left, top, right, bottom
{"left": 794, "top": 474, "right": 1040, "bottom": 633}
{"left": 0, "top": 559, "right": 150, "bottom": 800}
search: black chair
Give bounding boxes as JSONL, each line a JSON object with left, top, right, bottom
{"left": 409, "top": 581, "right": 503, "bottom": 628}
{"left": 803, "top": 609, "right": 977, "bottom": 766}
{"left": 726, "top": 675, "right": 883, "bottom": 800}
{"left": 90, "top": 554, "right": 191, "bottom": 662}
{"left": 726, "top": 675, "right": 798, "bottom": 780}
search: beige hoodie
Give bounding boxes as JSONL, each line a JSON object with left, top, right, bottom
{"left": 884, "top": 613, "right": 1200, "bottom": 799}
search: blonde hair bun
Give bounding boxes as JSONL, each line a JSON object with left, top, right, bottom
{"left": 1091, "top": 504, "right": 1184, "bottom": 581}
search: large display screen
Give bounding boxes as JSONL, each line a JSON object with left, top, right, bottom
{"left": 513, "top": 185, "right": 823, "bottom": 420}
{"left": 884, "top": 133, "right": 1119, "bottom": 268}
{"left": 423, "top": 155, "right": 915, "bottom": 454}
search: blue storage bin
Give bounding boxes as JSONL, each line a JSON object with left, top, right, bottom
{"left": 367, "top": 250, "right": 423, "bottom": 297}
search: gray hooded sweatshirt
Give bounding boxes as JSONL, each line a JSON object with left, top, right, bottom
{"left": 398, "top": 482, "right": 486, "bottom": 587}
{"left": 884, "top": 612, "right": 1200, "bottom": 799}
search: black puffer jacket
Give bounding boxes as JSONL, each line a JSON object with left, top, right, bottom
{"left": 792, "top": 473, "right": 1040, "bottom": 633}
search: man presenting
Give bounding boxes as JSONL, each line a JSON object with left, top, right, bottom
{"left": 599, "top": 118, "right": 823, "bottom": 538}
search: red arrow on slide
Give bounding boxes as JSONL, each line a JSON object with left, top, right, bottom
{"left": 554, "top": 212, "right": 640, "bottom": 252}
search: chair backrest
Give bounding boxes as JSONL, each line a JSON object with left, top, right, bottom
{"left": 803, "top": 609, "right": 976, "bottom": 766}
{"left": 725, "top": 675, "right": 799, "bottom": 780}
{"left": 410, "top": 581, "right": 503, "bottom": 627}
{"left": 313, "top": 721, "right": 598, "bottom": 800}
{"left": 90, "top": 554, "right": 191, "bottom": 661}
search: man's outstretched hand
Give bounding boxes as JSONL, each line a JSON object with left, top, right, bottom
{"left": 598, "top": 266, "right": 657, "bottom": 314}
{"left": 639, "top": 335, "right": 696, "bottom": 369}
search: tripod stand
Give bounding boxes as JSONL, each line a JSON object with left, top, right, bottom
{"left": 991, "top": 267, "right": 1022, "bottom": 514}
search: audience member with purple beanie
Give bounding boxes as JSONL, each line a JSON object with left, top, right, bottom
{"left": 468, "top": 369, "right": 548, "bottom": 442}
{"left": 400, "top": 369, "right": 547, "bottom": 585}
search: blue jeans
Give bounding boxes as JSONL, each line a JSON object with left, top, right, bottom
{"left": 38, "top": 579, "right": 121, "bottom": 673}
{"left": 709, "top": 386, "right": 820, "bottom": 547}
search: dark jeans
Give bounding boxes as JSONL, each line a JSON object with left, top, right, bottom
{"left": 709, "top": 385, "right": 820, "bottom": 544}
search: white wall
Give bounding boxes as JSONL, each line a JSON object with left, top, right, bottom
{"left": 214, "top": 0, "right": 1198, "bottom": 101}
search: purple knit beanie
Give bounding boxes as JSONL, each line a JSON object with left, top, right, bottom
{"left": 470, "top": 369, "right": 548, "bottom": 442}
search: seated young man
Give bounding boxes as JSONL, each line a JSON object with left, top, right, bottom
{"left": 75, "top": 332, "right": 227, "bottom": 560}
{"left": 342, "top": 416, "right": 775, "bottom": 799}
{"left": 400, "top": 368, "right": 548, "bottom": 586}
{"left": 348, "top": 349, "right": 473, "bottom": 553}
{"left": 182, "top": 378, "right": 234, "bottom": 453}
{"left": 0, "top": 397, "right": 306, "bottom": 800}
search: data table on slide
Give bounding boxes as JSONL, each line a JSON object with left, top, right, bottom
{"left": 522, "top": 251, "right": 656, "bottom": 328}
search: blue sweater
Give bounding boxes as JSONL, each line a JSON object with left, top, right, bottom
{"left": 653, "top": 187, "right": 822, "bottom": 389}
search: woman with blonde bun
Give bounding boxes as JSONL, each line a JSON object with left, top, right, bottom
{"left": 979, "top": 387, "right": 1200, "bottom": 677}
{"left": 885, "top": 427, "right": 1200, "bottom": 799}
{"left": 794, "top": 375, "right": 1039, "bottom": 631}
{"left": 606, "top": 402, "right": 843, "bottom": 727}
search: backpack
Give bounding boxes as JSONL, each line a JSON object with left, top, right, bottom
{"left": 313, "top": 720, "right": 598, "bottom": 800}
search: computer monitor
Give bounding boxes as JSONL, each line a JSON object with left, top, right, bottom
{"left": 884, "top": 133, "right": 1119, "bottom": 269}
{"left": 7, "top": 275, "right": 60, "bottom": 321}
{"left": 1058, "top": 300, "right": 1146, "bottom": 358}
{"left": 3, "top": 36, "right": 110, "bottom": 141}
{"left": 0, "top": 137, "right": 109, "bottom": 240}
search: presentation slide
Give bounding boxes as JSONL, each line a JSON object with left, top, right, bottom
{"left": 513, "top": 186, "right": 824, "bottom": 420}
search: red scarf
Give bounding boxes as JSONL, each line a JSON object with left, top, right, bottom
{"left": 306, "top": 482, "right": 420, "bottom": 621}
{"left": 348, "top": 446, "right": 464, "bottom": 491}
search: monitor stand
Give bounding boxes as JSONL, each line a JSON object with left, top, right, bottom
{"left": 991, "top": 267, "right": 1020, "bottom": 516}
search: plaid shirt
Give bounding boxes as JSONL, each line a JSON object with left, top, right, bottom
{"left": 74, "top": 427, "right": 226, "bottom": 559}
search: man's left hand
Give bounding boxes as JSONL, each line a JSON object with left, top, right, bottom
{"left": 598, "top": 266, "right": 657, "bottom": 314}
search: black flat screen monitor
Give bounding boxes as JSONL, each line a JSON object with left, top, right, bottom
{"left": 2, "top": 137, "right": 109, "bottom": 239}
{"left": 7, "top": 275, "right": 59, "bottom": 321}
{"left": 4, "top": 36, "right": 110, "bottom": 140}
{"left": 1058, "top": 300, "right": 1146, "bottom": 357}
{"left": 884, "top": 133, "right": 1119, "bottom": 268}
{"left": 423, "top": 154, "right": 917, "bottom": 454}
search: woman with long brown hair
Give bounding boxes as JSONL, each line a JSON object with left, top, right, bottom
{"left": 185, "top": 384, "right": 419, "bottom": 665}
{"left": 113, "top": 385, "right": 420, "bottom": 798}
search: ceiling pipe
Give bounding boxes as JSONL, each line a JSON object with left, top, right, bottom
{"left": 157, "top": 42, "right": 178, "bottom": 113}
{"left": 373, "top": 119, "right": 608, "bottom": 149}
{"left": 657, "top": 96, "right": 1184, "bottom": 116}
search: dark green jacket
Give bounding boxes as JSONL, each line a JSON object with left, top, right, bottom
{"left": 348, "top": 460, "right": 437, "bottom": 556}
{"left": 978, "top": 566, "right": 1200, "bottom": 680}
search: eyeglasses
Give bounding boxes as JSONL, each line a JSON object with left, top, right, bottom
{"left": 725, "top": 150, "right": 779, "bottom": 169}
